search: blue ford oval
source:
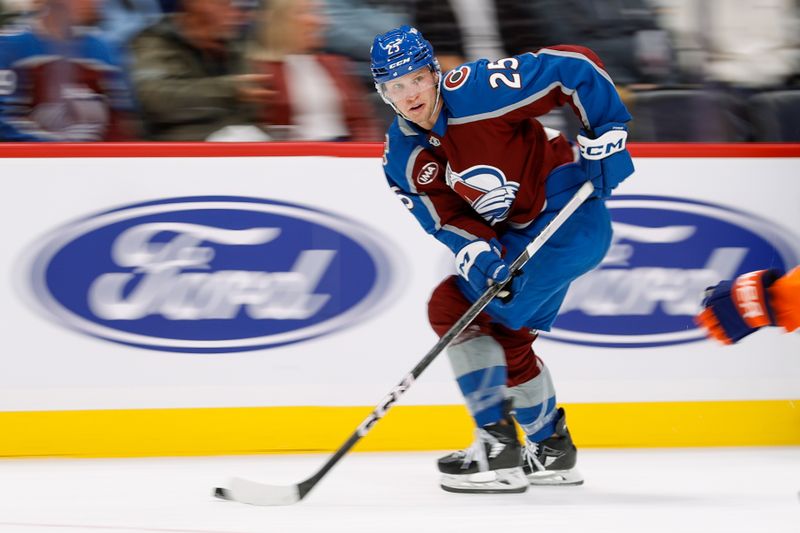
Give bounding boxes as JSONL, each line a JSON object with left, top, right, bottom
{"left": 547, "top": 196, "right": 800, "bottom": 348}
{"left": 28, "top": 196, "right": 397, "bottom": 352}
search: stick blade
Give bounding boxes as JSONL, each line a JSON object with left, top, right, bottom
{"left": 214, "top": 477, "right": 302, "bottom": 506}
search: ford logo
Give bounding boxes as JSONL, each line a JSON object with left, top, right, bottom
{"left": 24, "top": 197, "right": 399, "bottom": 353}
{"left": 546, "top": 196, "right": 800, "bottom": 348}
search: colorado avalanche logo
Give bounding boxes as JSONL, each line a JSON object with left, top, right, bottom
{"left": 443, "top": 66, "right": 471, "bottom": 91}
{"left": 445, "top": 164, "right": 520, "bottom": 225}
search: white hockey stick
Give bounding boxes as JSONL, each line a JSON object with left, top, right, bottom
{"left": 214, "top": 180, "right": 595, "bottom": 506}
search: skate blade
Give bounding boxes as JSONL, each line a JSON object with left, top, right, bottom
{"left": 441, "top": 467, "right": 528, "bottom": 494}
{"left": 527, "top": 468, "right": 584, "bottom": 486}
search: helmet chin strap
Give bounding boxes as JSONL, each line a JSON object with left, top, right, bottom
{"left": 426, "top": 72, "right": 443, "bottom": 124}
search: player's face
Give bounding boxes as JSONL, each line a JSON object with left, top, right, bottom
{"left": 381, "top": 67, "right": 439, "bottom": 126}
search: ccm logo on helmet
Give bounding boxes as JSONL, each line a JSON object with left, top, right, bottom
{"left": 444, "top": 66, "right": 471, "bottom": 91}
{"left": 417, "top": 162, "right": 439, "bottom": 185}
{"left": 388, "top": 57, "right": 411, "bottom": 69}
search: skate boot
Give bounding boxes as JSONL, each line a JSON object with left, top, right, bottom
{"left": 438, "top": 414, "right": 528, "bottom": 494}
{"left": 522, "top": 407, "right": 584, "bottom": 486}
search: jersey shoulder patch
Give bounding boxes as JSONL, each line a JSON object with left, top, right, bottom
{"left": 384, "top": 126, "right": 444, "bottom": 193}
{"left": 442, "top": 57, "right": 535, "bottom": 121}
{"left": 442, "top": 65, "right": 472, "bottom": 92}
{"left": 416, "top": 161, "right": 440, "bottom": 186}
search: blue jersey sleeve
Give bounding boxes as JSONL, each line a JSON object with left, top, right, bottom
{"left": 444, "top": 46, "right": 631, "bottom": 132}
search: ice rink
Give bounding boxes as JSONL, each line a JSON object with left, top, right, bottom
{"left": 1, "top": 447, "right": 798, "bottom": 533}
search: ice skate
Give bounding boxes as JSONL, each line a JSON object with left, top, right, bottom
{"left": 438, "top": 417, "right": 528, "bottom": 494}
{"left": 522, "top": 407, "right": 584, "bottom": 486}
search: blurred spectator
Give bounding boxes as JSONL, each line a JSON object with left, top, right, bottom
{"left": 129, "top": 0, "right": 272, "bottom": 141}
{"left": 0, "top": 0, "right": 136, "bottom": 141}
{"left": 320, "top": 0, "right": 411, "bottom": 130}
{"left": 322, "top": 0, "right": 408, "bottom": 66}
{"left": 410, "top": 0, "right": 470, "bottom": 73}
{"left": 0, "top": 0, "right": 32, "bottom": 26}
{"left": 528, "top": 0, "right": 675, "bottom": 87}
{"left": 157, "top": 0, "right": 178, "bottom": 13}
{"left": 655, "top": 0, "right": 800, "bottom": 89}
{"left": 636, "top": 0, "right": 800, "bottom": 141}
{"left": 247, "top": 0, "right": 381, "bottom": 141}
{"left": 3, "top": 0, "right": 796, "bottom": 143}
{"left": 99, "top": 0, "right": 162, "bottom": 58}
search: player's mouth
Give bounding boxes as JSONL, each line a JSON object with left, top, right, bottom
{"left": 408, "top": 102, "right": 425, "bottom": 114}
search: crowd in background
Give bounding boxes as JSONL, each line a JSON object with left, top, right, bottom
{"left": 1, "top": 0, "right": 799, "bottom": 143}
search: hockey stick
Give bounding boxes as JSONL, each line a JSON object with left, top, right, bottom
{"left": 214, "top": 180, "right": 595, "bottom": 506}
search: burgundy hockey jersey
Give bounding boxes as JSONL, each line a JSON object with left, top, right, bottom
{"left": 382, "top": 45, "right": 632, "bottom": 254}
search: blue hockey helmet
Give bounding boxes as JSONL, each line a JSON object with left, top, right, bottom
{"left": 370, "top": 25, "right": 438, "bottom": 84}
{"left": 370, "top": 26, "right": 441, "bottom": 114}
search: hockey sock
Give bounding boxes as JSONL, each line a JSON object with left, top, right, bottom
{"left": 447, "top": 335, "right": 508, "bottom": 427}
{"left": 508, "top": 359, "right": 558, "bottom": 442}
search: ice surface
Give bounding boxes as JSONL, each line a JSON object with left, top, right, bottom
{"left": 0, "top": 447, "right": 798, "bottom": 533}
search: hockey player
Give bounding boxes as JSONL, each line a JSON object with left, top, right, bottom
{"left": 370, "top": 26, "right": 634, "bottom": 493}
{"left": 695, "top": 266, "right": 800, "bottom": 344}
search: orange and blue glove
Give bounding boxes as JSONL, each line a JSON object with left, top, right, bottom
{"left": 695, "top": 269, "right": 782, "bottom": 344}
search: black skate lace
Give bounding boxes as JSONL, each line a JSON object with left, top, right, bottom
{"left": 523, "top": 440, "right": 546, "bottom": 472}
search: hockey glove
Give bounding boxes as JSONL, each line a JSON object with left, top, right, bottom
{"left": 456, "top": 239, "right": 511, "bottom": 294}
{"left": 694, "top": 269, "right": 781, "bottom": 344}
{"left": 577, "top": 122, "right": 635, "bottom": 198}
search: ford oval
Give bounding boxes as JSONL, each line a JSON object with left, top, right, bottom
{"left": 26, "top": 197, "right": 397, "bottom": 352}
{"left": 546, "top": 196, "right": 800, "bottom": 348}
